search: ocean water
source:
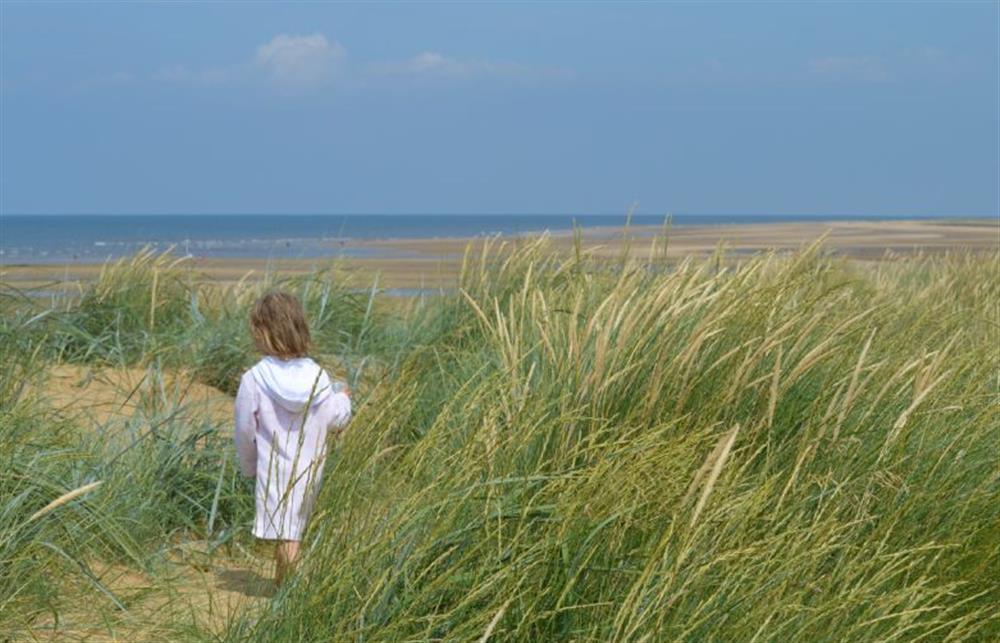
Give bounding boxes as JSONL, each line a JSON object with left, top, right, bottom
{"left": 0, "top": 213, "right": 931, "bottom": 264}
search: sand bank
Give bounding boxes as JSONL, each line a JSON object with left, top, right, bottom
{"left": 3, "top": 219, "right": 996, "bottom": 293}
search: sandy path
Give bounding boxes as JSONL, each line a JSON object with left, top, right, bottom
{"left": 24, "top": 548, "right": 275, "bottom": 641}
{"left": 19, "top": 366, "right": 272, "bottom": 641}
{"left": 39, "top": 365, "right": 232, "bottom": 429}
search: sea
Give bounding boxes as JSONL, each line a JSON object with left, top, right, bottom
{"left": 0, "top": 213, "right": 938, "bottom": 264}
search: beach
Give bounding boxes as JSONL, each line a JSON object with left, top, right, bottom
{"left": 3, "top": 218, "right": 997, "bottom": 294}
{"left": 6, "top": 2, "right": 997, "bottom": 637}
{"left": 7, "top": 223, "right": 997, "bottom": 640}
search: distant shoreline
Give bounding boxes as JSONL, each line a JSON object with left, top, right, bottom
{"left": 2, "top": 219, "right": 996, "bottom": 295}
{"left": 2, "top": 214, "right": 994, "bottom": 266}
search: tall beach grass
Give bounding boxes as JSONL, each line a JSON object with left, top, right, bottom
{"left": 1, "top": 238, "right": 997, "bottom": 641}
{"left": 239, "top": 238, "right": 999, "bottom": 641}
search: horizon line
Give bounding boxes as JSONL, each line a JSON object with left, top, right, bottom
{"left": 2, "top": 212, "right": 992, "bottom": 219}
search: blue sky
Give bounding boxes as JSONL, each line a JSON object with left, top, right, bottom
{"left": 1, "top": 2, "right": 997, "bottom": 216}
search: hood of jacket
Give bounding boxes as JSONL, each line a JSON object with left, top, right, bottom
{"left": 249, "top": 356, "right": 332, "bottom": 413}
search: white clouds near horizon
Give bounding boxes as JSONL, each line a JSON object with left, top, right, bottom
{"left": 91, "top": 33, "right": 567, "bottom": 93}
{"left": 807, "top": 55, "right": 891, "bottom": 83}
{"left": 805, "top": 47, "right": 961, "bottom": 84}
{"left": 367, "top": 51, "right": 571, "bottom": 81}
{"left": 83, "top": 31, "right": 957, "bottom": 95}
{"left": 255, "top": 33, "right": 345, "bottom": 88}
{"left": 149, "top": 33, "right": 344, "bottom": 91}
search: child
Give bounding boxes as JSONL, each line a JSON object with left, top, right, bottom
{"left": 234, "top": 291, "right": 352, "bottom": 585}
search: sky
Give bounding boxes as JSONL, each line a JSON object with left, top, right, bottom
{"left": 1, "top": 1, "right": 997, "bottom": 217}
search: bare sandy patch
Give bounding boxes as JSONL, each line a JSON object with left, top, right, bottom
{"left": 23, "top": 548, "right": 273, "bottom": 641}
{"left": 40, "top": 365, "right": 233, "bottom": 429}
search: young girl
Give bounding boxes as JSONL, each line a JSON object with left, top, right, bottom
{"left": 234, "top": 291, "right": 352, "bottom": 585}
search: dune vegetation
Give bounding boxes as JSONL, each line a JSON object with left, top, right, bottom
{"left": 1, "top": 237, "right": 997, "bottom": 641}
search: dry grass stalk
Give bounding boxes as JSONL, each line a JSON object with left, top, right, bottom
{"left": 834, "top": 328, "right": 876, "bottom": 440}
{"left": 689, "top": 424, "right": 740, "bottom": 529}
{"left": 478, "top": 597, "right": 514, "bottom": 643}
{"left": 767, "top": 344, "right": 783, "bottom": 429}
{"left": 149, "top": 268, "right": 159, "bottom": 330}
{"left": 892, "top": 369, "right": 952, "bottom": 432}
{"left": 28, "top": 480, "right": 103, "bottom": 523}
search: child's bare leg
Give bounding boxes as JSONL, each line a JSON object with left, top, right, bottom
{"left": 275, "top": 540, "right": 300, "bottom": 585}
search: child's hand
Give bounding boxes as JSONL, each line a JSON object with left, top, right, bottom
{"left": 331, "top": 380, "right": 350, "bottom": 398}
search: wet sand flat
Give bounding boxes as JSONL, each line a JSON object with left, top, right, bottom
{"left": 359, "top": 218, "right": 999, "bottom": 257}
{"left": 3, "top": 219, "right": 996, "bottom": 292}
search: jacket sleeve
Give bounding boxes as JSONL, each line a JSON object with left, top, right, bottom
{"left": 234, "top": 374, "right": 258, "bottom": 477}
{"left": 327, "top": 390, "right": 352, "bottom": 433}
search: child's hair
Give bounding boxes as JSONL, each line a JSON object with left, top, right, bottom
{"left": 250, "top": 291, "right": 311, "bottom": 359}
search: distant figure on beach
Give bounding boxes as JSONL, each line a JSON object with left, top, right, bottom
{"left": 234, "top": 291, "right": 352, "bottom": 585}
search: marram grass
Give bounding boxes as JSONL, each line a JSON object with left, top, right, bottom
{"left": 0, "top": 239, "right": 997, "bottom": 641}
{"left": 238, "top": 239, "right": 998, "bottom": 641}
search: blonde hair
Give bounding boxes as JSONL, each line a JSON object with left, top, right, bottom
{"left": 250, "top": 291, "right": 312, "bottom": 359}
